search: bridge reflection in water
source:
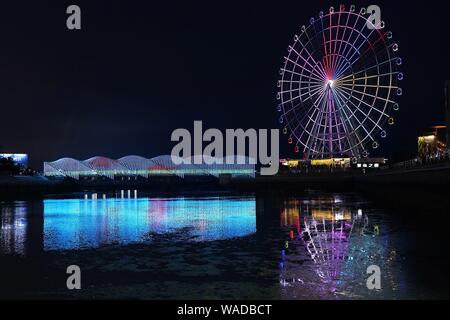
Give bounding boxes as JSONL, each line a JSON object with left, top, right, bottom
{"left": 43, "top": 197, "right": 256, "bottom": 250}
{"left": 1, "top": 196, "right": 257, "bottom": 254}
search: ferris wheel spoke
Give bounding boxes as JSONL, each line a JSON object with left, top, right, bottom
{"left": 329, "top": 10, "right": 343, "bottom": 74}
{"left": 333, "top": 99, "right": 347, "bottom": 153}
{"left": 309, "top": 21, "right": 328, "bottom": 67}
{"left": 333, "top": 89, "right": 376, "bottom": 143}
{"left": 337, "top": 84, "right": 396, "bottom": 108}
{"left": 282, "top": 61, "right": 324, "bottom": 83}
{"left": 353, "top": 30, "right": 389, "bottom": 66}
{"left": 338, "top": 56, "right": 398, "bottom": 81}
{"left": 332, "top": 90, "right": 364, "bottom": 155}
{"left": 335, "top": 50, "right": 364, "bottom": 80}
{"left": 293, "top": 112, "right": 320, "bottom": 151}
{"left": 334, "top": 12, "right": 364, "bottom": 76}
{"left": 330, "top": 15, "right": 350, "bottom": 78}
{"left": 303, "top": 91, "right": 329, "bottom": 155}
{"left": 298, "top": 90, "right": 330, "bottom": 153}
{"left": 336, "top": 88, "right": 388, "bottom": 122}
{"left": 325, "top": 89, "right": 339, "bottom": 154}
{"left": 336, "top": 49, "right": 382, "bottom": 82}
{"left": 339, "top": 83, "right": 398, "bottom": 90}
{"left": 282, "top": 85, "right": 326, "bottom": 110}
{"left": 355, "top": 40, "right": 397, "bottom": 71}
{"left": 289, "top": 48, "right": 325, "bottom": 80}
{"left": 337, "top": 72, "right": 399, "bottom": 84}
{"left": 332, "top": 13, "right": 354, "bottom": 77}
{"left": 334, "top": 87, "right": 384, "bottom": 134}
{"left": 285, "top": 37, "right": 320, "bottom": 88}
{"left": 328, "top": 89, "right": 344, "bottom": 153}
{"left": 328, "top": 13, "right": 336, "bottom": 76}
{"left": 318, "top": 14, "right": 331, "bottom": 76}
{"left": 337, "top": 30, "right": 389, "bottom": 79}
{"left": 307, "top": 99, "right": 329, "bottom": 156}
{"left": 292, "top": 88, "right": 328, "bottom": 134}
{"left": 290, "top": 45, "right": 328, "bottom": 80}
{"left": 333, "top": 89, "right": 362, "bottom": 136}
{"left": 302, "top": 86, "right": 327, "bottom": 103}
{"left": 282, "top": 90, "right": 321, "bottom": 122}
{"left": 335, "top": 26, "right": 379, "bottom": 78}
{"left": 279, "top": 82, "right": 323, "bottom": 95}
{"left": 279, "top": 80, "right": 324, "bottom": 86}
{"left": 334, "top": 15, "right": 383, "bottom": 79}
{"left": 297, "top": 107, "right": 321, "bottom": 151}
{"left": 340, "top": 20, "right": 371, "bottom": 64}
{"left": 333, "top": 87, "right": 371, "bottom": 127}
{"left": 284, "top": 57, "right": 324, "bottom": 82}
{"left": 332, "top": 39, "right": 360, "bottom": 80}
{"left": 320, "top": 94, "right": 331, "bottom": 155}
{"left": 332, "top": 12, "right": 352, "bottom": 73}
{"left": 282, "top": 86, "right": 326, "bottom": 118}
{"left": 281, "top": 69, "right": 323, "bottom": 88}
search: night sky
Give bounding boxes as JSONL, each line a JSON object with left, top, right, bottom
{"left": 0, "top": 0, "right": 449, "bottom": 169}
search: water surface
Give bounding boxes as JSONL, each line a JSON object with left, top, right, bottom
{"left": 0, "top": 192, "right": 448, "bottom": 299}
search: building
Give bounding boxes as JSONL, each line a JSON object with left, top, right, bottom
{"left": 43, "top": 155, "right": 255, "bottom": 180}
{"left": 0, "top": 154, "right": 29, "bottom": 168}
{"left": 280, "top": 158, "right": 352, "bottom": 169}
{"left": 418, "top": 126, "right": 447, "bottom": 159}
{"left": 279, "top": 157, "right": 387, "bottom": 173}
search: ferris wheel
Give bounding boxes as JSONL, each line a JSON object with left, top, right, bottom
{"left": 277, "top": 5, "right": 402, "bottom": 159}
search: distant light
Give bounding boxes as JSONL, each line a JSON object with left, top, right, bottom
{"left": 418, "top": 135, "right": 436, "bottom": 142}
{"left": 358, "top": 209, "right": 363, "bottom": 217}
{"left": 0, "top": 153, "right": 28, "bottom": 167}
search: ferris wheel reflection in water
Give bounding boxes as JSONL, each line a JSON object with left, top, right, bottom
{"left": 278, "top": 195, "right": 403, "bottom": 299}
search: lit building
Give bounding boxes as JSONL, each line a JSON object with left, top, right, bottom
{"left": 310, "top": 158, "right": 351, "bottom": 168}
{"left": 417, "top": 126, "right": 447, "bottom": 159}
{"left": 280, "top": 159, "right": 304, "bottom": 168}
{"left": 43, "top": 155, "right": 255, "bottom": 180}
{"left": 0, "top": 153, "right": 29, "bottom": 168}
{"left": 280, "top": 157, "right": 387, "bottom": 172}
{"left": 280, "top": 158, "right": 352, "bottom": 168}
{"left": 280, "top": 158, "right": 353, "bottom": 169}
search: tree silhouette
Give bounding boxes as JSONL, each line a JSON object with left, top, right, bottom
{"left": 0, "top": 157, "right": 21, "bottom": 175}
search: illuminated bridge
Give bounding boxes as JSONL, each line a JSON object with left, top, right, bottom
{"left": 43, "top": 155, "right": 255, "bottom": 180}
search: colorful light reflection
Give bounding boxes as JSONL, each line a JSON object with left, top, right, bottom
{"left": 43, "top": 197, "right": 256, "bottom": 251}
{"left": 279, "top": 196, "right": 401, "bottom": 299}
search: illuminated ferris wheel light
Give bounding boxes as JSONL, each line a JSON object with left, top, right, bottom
{"left": 277, "top": 6, "right": 402, "bottom": 159}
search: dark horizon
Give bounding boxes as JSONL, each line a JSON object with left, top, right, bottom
{"left": 1, "top": 0, "right": 449, "bottom": 169}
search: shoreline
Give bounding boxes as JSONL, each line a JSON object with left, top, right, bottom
{"left": 1, "top": 162, "right": 450, "bottom": 200}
